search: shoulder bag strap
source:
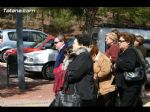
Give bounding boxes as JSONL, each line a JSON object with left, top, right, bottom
{"left": 73, "top": 83, "right": 78, "bottom": 95}
{"left": 62, "top": 71, "right": 78, "bottom": 94}
{"left": 62, "top": 70, "right": 70, "bottom": 92}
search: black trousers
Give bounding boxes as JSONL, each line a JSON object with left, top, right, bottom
{"left": 80, "top": 99, "right": 96, "bottom": 107}
{"left": 96, "top": 91, "right": 117, "bottom": 107}
{"left": 118, "top": 85, "right": 143, "bottom": 107}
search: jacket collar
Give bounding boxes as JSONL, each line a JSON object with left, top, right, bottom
{"left": 73, "top": 46, "right": 91, "bottom": 55}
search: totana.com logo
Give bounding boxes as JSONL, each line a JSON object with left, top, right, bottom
{"left": 3, "top": 8, "right": 36, "bottom": 13}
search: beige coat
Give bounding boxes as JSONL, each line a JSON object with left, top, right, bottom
{"left": 93, "top": 52, "right": 116, "bottom": 95}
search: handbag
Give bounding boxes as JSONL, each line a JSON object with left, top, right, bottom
{"left": 123, "top": 48, "right": 145, "bottom": 81}
{"left": 124, "top": 66, "right": 145, "bottom": 81}
{"left": 53, "top": 83, "right": 81, "bottom": 107}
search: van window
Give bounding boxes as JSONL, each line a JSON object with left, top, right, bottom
{"left": 8, "top": 31, "right": 47, "bottom": 42}
{"left": 0, "top": 33, "right": 2, "bottom": 42}
{"left": 44, "top": 40, "right": 54, "bottom": 48}
{"left": 92, "top": 33, "right": 98, "bottom": 41}
{"left": 30, "top": 32, "right": 47, "bottom": 42}
{"left": 22, "top": 31, "right": 30, "bottom": 41}
{"left": 147, "top": 49, "right": 150, "bottom": 57}
{"left": 8, "top": 31, "right": 30, "bottom": 41}
{"left": 144, "top": 39, "right": 150, "bottom": 57}
{"left": 8, "top": 32, "right": 17, "bottom": 41}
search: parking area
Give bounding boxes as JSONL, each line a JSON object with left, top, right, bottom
{"left": 0, "top": 62, "right": 55, "bottom": 107}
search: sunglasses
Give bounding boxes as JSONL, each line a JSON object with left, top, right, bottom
{"left": 54, "top": 41, "right": 60, "bottom": 44}
{"left": 118, "top": 40, "right": 126, "bottom": 43}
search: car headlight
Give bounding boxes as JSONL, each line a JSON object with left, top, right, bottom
{"left": 25, "top": 57, "right": 34, "bottom": 62}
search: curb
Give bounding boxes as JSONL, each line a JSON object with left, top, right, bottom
{"left": 143, "top": 102, "right": 150, "bottom": 107}
{"left": 1, "top": 99, "right": 54, "bottom": 107}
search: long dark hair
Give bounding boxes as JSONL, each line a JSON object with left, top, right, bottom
{"left": 90, "top": 44, "right": 99, "bottom": 57}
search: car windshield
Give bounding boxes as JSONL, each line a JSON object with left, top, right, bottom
{"left": 31, "top": 38, "right": 55, "bottom": 49}
{"left": 30, "top": 38, "right": 45, "bottom": 48}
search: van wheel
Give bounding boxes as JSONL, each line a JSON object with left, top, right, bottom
{"left": 42, "top": 62, "right": 55, "bottom": 80}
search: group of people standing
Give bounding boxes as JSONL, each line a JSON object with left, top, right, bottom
{"left": 51, "top": 29, "right": 147, "bottom": 107}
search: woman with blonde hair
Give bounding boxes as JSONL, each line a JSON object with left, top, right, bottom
{"left": 105, "top": 32, "right": 120, "bottom": 64}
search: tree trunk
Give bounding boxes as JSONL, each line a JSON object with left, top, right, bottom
{"left": 41, "top": 11, "right": 44, "bottom": 32}
{"left": 83, "top": 7, "right": 98, "bottom": 36}
{"left": 48, "top": 11, "right": 51, "bottom": 25}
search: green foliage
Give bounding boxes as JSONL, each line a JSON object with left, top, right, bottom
{"left": 2, "top": 7, "right": 150, "bottom": 33}
{"left": 97, "top": 7, "right": 108, "bottom": 15}
{"left": 52, "top": 9, "right": 76, "bottom": 32}
{"left": 68, "top": 7, "right": 84, "bottom": 20}
{"left": 133, "top": 8, "right": 150, "bottom": 25}
{"left": 97, "top": 7, "right": 150, "bottom": 28}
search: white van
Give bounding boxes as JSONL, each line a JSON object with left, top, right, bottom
{"left": 91, "top": 27, "right": 150, "bottom": 53}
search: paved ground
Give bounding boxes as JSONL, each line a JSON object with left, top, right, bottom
{"left": 0, "top": 80, "right": 55, "bottom": 107}
{"left": 0, "top": 62, "right": 55, "bottom": 107}
{"left": 0, "top": 84, "right": 54, "bottom": 107}
{"left": 1, "top": 62, "right": 150, "bottom": 107}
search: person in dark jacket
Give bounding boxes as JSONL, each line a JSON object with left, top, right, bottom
{"left": 134, "top": 35, "right": 147, "bottom": 59}
{"left": 114, "top": 32, "right": 143, "bottom": 107}
{"left": 53, "top": 34, "right": 68, "bottom": 95}
{"left": 134, "top": 35, "right": 148, "bottom": 98}
{"left": 54, "top": 34, "right": 68, "bottom": 68}
{"left": 64, "top": 34, "right": 97, "bottom": 106}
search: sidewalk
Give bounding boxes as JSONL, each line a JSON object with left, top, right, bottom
{"left": 0, "top": 81, "right": 55, "bottom": 107}
{"left": 0, "top": 62, "right": 150, "bottom": 107}
{"left": 0, "top": 62, "right": 55, "bottom": 107}
{"left": 1, "top": 81, "right": 150, "bottom": 107}
{"left": 144, "top": 102, "right": 150, "bottom": 107}
{"left": 0, "top": 99, "right": 52, "bottom": 107}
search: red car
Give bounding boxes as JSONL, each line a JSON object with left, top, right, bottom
{"left": 4, "top": 35, "right": 55, "bottom": 62}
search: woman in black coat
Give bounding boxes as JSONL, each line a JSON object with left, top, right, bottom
{"left": 64, "top": 34, "right": 97, "bottom": 106}
{"left": 114, "top": 32, "right": 143, "bottom": 107}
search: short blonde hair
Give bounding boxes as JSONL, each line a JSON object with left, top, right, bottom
{"left": 106, "top": 32, "right": 118, "bottom": 42}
